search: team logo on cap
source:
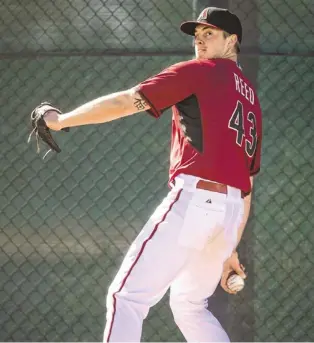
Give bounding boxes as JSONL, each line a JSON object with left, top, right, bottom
{"left": 197, "top": 8, "right": 209, "bottom": 21}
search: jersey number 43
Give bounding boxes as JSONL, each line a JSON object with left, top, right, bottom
{"left": 228, "top": 100, "right": 257, "bottom": 157}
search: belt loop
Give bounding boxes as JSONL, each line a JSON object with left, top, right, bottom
{"left": 191, "top": 177, "right": 200, "bottom": 190}
{"left": 175, "top": 174, "right": 200, "bottom": 191}
{"left": 226, "top": 185, "right": 242, "bottom": 200}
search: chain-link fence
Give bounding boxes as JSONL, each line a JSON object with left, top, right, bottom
{"left": 1, "top": 0, "right": 314, "bottom": 341}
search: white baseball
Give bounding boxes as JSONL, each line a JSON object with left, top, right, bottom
{"left": 227, "top": 274, "right": 245, "bottom": 292}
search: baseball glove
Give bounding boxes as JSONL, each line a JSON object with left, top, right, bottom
{"left": 28, "top": 102, "right": 68, "bottom": 158}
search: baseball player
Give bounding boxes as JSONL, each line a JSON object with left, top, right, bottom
{"left": 42, "top": 7, "right": 262, "bottom": 342}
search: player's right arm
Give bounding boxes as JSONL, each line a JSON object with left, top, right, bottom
{"left": 234, "top": 176, "right": 254, "bottom": 249}
{"left": 220, "top": 176, "right": 254, "bottom": 294}
{"left": 231, "top": 96, "right": 262, "bottom": 249}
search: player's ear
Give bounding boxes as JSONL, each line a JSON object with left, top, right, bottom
{"left": 228, "top": 34, "right": 238, "bottom": 50}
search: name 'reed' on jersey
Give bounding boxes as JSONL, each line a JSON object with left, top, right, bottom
{"left": 136, "top": 58, "right": 262, "bottom": 194}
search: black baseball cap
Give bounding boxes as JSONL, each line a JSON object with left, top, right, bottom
{"left": 180, "top": 7, "right": 242, "bottom": 44}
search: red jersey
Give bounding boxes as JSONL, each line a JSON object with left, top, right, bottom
{"left": 136, "top": 58, "right": 262, "bottom": 194}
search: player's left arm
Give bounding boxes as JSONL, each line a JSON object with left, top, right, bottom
{"left": 44, "top": 60, "right": 203, "bottom": 131}
{"left": 44, "top": 88, "right": 150, "bottom": 131}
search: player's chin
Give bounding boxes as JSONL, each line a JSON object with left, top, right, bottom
{"left": 195, "top": 52, "right": 214, "bottom": 60}
{"left": 195, "top": 55, "right": 208, "bottom": 60}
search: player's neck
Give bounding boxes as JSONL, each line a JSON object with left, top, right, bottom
{"left": 229, "top": 55, "right": 238, "bottom": 62}
{"left": 223, "top": 52, "right": 238, "bottom": 62}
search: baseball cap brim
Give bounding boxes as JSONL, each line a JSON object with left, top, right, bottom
{"left": 180, "top": 21, "right": 219, "bottom": 36}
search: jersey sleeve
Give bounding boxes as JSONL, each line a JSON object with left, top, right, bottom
{"left": 135, "top": 60, "right": 204, "bottom": 118}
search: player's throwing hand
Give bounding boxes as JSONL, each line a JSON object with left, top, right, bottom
{"left": 220, "top": 251, "right": 246, "bottom": 294}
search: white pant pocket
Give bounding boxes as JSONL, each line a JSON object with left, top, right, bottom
{"left": 178, "top": 194, "right": 226, "bottom": 251}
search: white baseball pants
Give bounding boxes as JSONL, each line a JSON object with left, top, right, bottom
{"left": 103, "top": 173, "right": 244, "bottom": 342}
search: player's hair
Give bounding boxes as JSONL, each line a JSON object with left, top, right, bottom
{"left": 223, "top": 31, "right": 240, "bottom": 54}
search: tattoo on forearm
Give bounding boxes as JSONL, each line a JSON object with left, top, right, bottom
{"left": 134, "top": 97, "right": 147, "bottom": 111}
